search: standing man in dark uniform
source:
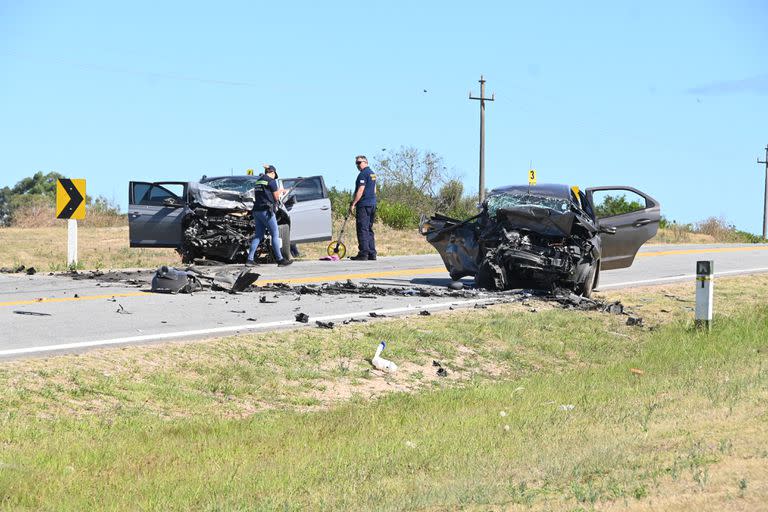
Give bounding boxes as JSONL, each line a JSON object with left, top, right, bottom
{"left": 246, "top": 164, "right": 292, "bottom": 267}
{"left": 348, "top": 155, "right": 377, "bottom": 261}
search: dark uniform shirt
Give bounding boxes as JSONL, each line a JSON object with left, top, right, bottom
{"left": 253, "top": 174, "right": 279, "bottom": 211}
{"left": 355, "top": 166, "right": 377, "bottom": 206}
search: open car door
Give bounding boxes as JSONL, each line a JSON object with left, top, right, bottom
{"left": 280, "top": 176, "right": 332, "bottom": 243}
{"left": 585, "top": 186, "right": 660, "bottom": 270}
{"left": 128, "top": 181, "right": 188, "bottom": 247}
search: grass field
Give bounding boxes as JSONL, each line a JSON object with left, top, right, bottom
{"left": 0, "top": 274, "right": 766, "bottom": 510}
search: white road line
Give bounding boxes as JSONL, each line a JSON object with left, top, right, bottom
{"left": 0, "top": 297, "right": 493, "bottom": 357}
{"left": 597, "top": 267, "right": 768, "bottom": 290}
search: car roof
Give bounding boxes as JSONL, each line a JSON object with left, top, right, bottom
{"left": 489, "top": 183, "right": 572, "bottom": 199}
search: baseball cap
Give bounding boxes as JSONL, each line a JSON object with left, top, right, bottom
{"left": 263, "top": 164, "right": 278, "bottom": 178}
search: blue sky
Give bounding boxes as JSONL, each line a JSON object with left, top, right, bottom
{"left": 1, "top": 1, "right": 767, "bottom": 232}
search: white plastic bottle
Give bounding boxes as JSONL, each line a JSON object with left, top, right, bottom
{"left": 372, "top": 341, "right": 398, "bottom": 372}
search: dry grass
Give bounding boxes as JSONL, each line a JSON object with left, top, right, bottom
{"left": 0, "top": 225, "right": 181, "bottom": 271}
{"left": 649, "top": 227, "right": 716, "bottom": 244}
{"left": 0, "top": 220, "right": 433, "bottom": 271}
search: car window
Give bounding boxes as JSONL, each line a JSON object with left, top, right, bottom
{"left": 283, "top": 177, "right": 325, "bottom": 202}
{"left": 592, "top": 190, "right": 647, "bottom": 218}
{"left": 200, "top": 177, "right": 256, "bottom": 193}
{"left": 135, "top": 184, "right": 184, "bottom": 206}
{"left": 132, "top": 183, "right": 151, "bottom": 205}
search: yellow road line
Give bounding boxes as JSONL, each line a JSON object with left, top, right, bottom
{"left": 0, "top": 292, "right": 146, "bottom": 308}
{"left": 259, "top": 266, "right": 448, "bottom": 285}
{"left": 637, "top": 246, "right": 768, "bottom": 257}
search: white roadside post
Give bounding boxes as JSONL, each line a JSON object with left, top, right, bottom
{"left": 67, "top": 219, "right": 78, "bottom": 266}
{"left": 695, "top": 260, "right": 713, "bottom": 330}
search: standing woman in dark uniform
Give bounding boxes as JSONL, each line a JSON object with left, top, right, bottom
{"left": 246, "top": 164, "right": 293, "bottom": 267}
{"left": 348, "top": 155, "right": 377, "bottom": 261}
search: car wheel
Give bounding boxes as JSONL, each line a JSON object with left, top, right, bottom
{"left": 278, "top": 223, "right": 291, "bottom": 261}
{"left": 576, "top": 263, "right": 597, "bottom": 298}
{"left": 476, "top": 259, "right": 507, "bottom": 290}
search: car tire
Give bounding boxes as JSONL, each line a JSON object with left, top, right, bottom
{"left": 278, "top": 223, "right": 291, "bottom": 261}
{"left": 576, "top": 263, "right": 597, "bottom": 298}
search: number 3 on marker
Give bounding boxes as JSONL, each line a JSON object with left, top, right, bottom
{"left": 528, "top": 169, "right": 537, "bottom": 185}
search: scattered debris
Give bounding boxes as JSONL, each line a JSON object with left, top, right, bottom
{"left": 73, "top": 294, "right": 80, "bottom": 298}
{"left": 630, "top": 368, "right": 644, "bottom": 376}
{"left": 369, "top": 312, "right": 386, "bottom": 318}
{"left": 116, "top": 304, "right": 131, "bottom": 315}
{"left": 437, "top": 367, "right": 448, "bottom": 377}
{"left": 419, "top": 310, "right": 431, "bottom": 316}
{"left": 558, "top": 404, "right": 575, "bottom": 411}
{"left": 259, "top": 295, "right": 276, "bottom": 304}
{"left": 342, "top": 318, "right": 367, "bottom": 324}
{"left": 499, "top": 410, "right": 508, "bottom": 417}
{"left": 474, "top": 303, "right": 487, "bottom": 309}
{"left": 25, "top": 267, "right": 36, "bottom": 275}
{"left": 246, "top": 318, "right": 258, "bottom": 322}
{"left": 0, "top": 265, "right": 25, "bottom": 273}
{"left": 626, "top": 316, "right": 644, "bottom": 327}
{"left": 315, "top": 321, "right": 334, "bottom": 329}
{"left": 230, "top": 310, "right": 246, "bottom": 314}
{"left": 404, "top": 440, "right": 417, "bottom": 448}
{"left": 13, "top": 310, "right": 51, "bottom": 316}
{"left": 151, "top": 266, "right": 203, "bottom": 294}
{"left": 295, "top": 312, "right": 309, "bottom": 323}
{"left": 371, "top": 341, "right": 398, "bottom": 372}
{"left": 503, "top": 425, "right": 511, "bottom": 432}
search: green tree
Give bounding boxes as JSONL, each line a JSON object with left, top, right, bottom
{"left": 0, "top": 171, "right": 64, "bottom": 226}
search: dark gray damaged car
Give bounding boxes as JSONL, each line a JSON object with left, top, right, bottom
{"left": 420, "top": 184, "right": 660, "bottom": 297}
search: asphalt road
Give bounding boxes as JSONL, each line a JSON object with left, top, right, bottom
{"left": 1, "top": 243, "right": 766, "bottom": 359}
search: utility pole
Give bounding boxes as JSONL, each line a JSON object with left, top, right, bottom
{"left": 758, "top": 145, "right": 768, "bottom": 240}
{"left": 469, "top": 75, "right": 494, "bottom": 204}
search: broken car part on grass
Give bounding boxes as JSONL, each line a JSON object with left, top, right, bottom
{"left": 421, "top": 183, "right": 660, "bottom": 297}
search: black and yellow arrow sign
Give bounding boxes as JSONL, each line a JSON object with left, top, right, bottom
{"left": 56, "top": 179, "right": 86, "bottom": 220}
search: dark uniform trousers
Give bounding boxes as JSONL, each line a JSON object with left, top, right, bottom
{"left": 356, "top": 205, "right": 377, "bottom": 257}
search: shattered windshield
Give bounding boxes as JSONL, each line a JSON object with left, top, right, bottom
{"left": 486, "top": 192, "right": 571, "bottom": 216}
{"left": 199, "top": 177, "right": 255, "bottom": 194}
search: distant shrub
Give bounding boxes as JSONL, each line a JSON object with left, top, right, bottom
{"left": 694, "top": 216, "right": 761, "bottom": 243}
{"left": 328, "top": 187, "right": 353, "bottom": 220}
{"left": 377, "top": 201, "right": 419, "bottom": 229}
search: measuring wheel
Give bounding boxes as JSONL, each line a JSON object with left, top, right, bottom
{"left": 326, "top": 241, "right": 347, "bottom": 259}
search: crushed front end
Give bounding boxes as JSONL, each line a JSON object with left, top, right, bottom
{"left": 179, "top": 183, "right": 288, "bottom": 263}
{"left": 421, "top": 188, "right": 601, "bottom": 294}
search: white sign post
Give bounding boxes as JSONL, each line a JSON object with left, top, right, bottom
{"left": 695, "top": 260, "right": 713, "bottom": 330}
{"left": 67, "top": 219, "right": 78, "bottom": 267}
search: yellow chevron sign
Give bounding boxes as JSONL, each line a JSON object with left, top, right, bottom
{"left": 56, "top": 179, "right": 86, "bottom": 220}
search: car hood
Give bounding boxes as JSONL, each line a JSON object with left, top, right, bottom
{"left": 189, "top": 182, "right": 255, "bottom": 211}
{"left": 493, "top": 205, "right": 596, "bottom": 237}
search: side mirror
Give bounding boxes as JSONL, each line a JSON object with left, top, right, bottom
{"left": 599, "top": 224, "right": 617, "bottom": 235}
{"left": 163, "top": 197, "right": 183, "bottom": 208}
{"left": 284, "top": 195, "right": 297, "bottom": 207}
